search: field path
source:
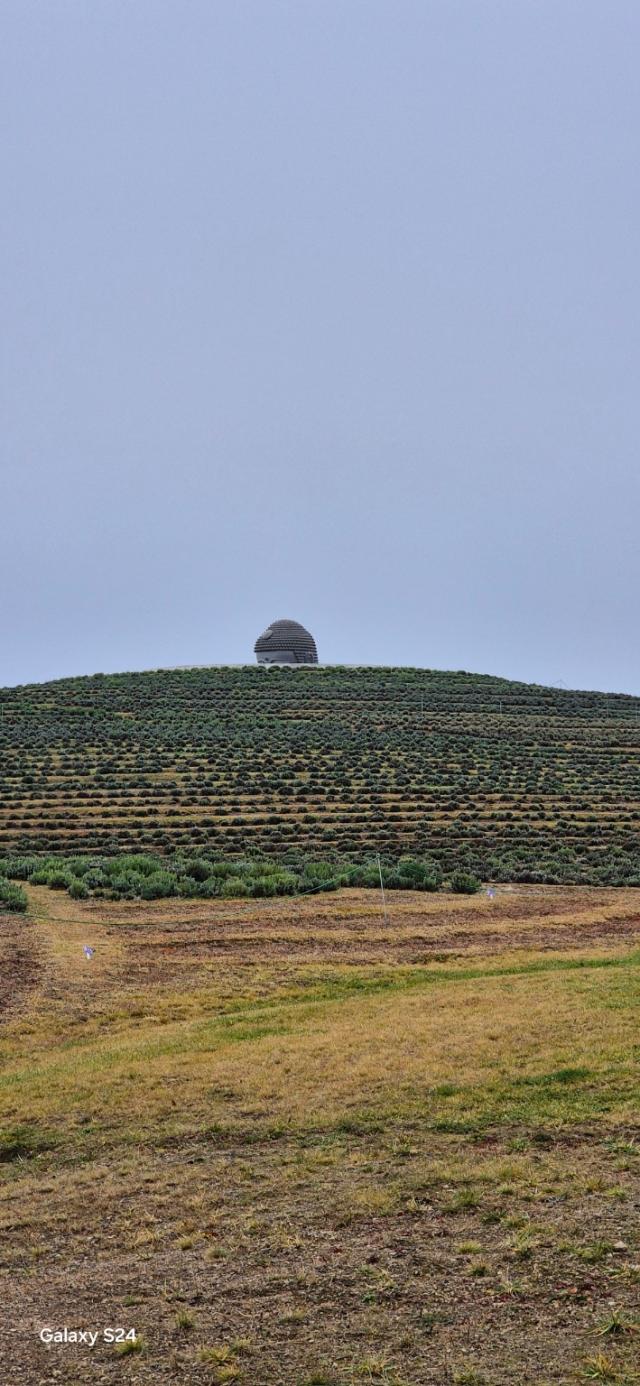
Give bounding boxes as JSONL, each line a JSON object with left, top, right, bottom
{"left": 0, "top": 886, "right": 126, "bottom": 1026}
{"left": 0, "top": 909, "right": 40, "bottom": 1020}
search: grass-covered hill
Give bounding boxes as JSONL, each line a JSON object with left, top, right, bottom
{"left": 1, "top": 664, "right": 640, "bottom": 884}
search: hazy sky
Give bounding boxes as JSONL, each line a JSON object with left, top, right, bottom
{"left": 2, "top": 2, "right": 639, "bottom": 692}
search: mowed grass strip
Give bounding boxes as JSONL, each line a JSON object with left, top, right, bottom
{"left": 2, "top": 948, "right": 638, "bottom": 1160}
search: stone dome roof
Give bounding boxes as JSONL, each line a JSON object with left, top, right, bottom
{"left": 254, "top": 619, "right": 318, "bottom": 665}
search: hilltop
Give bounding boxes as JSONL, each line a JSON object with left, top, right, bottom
{"left": 1, "top": 664, "right": 639, "bottom": 883}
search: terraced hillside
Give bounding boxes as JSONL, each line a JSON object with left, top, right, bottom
{"left": 1, "top": 666, "right": 640, "bottom": 883}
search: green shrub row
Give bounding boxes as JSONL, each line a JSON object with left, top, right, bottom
{"left": 0, "top": 853, "right": 480, "bottom": 903}
{"left": 0, "top": 876, "right": 28, "bottom": 912}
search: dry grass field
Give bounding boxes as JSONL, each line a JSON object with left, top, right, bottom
{"left": 1, "top": 884, "right": 639, "bottom": 1385}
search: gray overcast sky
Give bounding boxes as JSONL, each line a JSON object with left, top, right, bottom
{"left": 2, "top": 1, "right": 639, "bottom": 693}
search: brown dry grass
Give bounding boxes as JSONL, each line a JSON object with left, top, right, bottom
{"left": 0, "top": 885, "right": 639, "bottom": 1385}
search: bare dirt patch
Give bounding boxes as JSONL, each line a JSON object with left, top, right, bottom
{"left": 0, "top": 908, "right": 40, "bottom": 1020}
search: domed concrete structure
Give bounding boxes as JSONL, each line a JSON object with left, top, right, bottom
{"left": 254, "top": 619, "right": 318, "bottom": 666}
